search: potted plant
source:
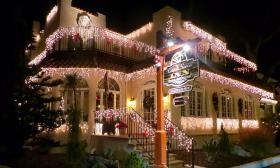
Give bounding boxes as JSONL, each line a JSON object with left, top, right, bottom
{"left": 115, "top": 121, "right": 128, "bottom": 135}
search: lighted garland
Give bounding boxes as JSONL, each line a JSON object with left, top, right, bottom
{"left": 200, "top": 69, "right": 273, "bottom": 99}
{"left": 183, "top": 21, "right": 257, "bottom": 71}
{"left": 165, "top": 111, "right": 193, "bottom": 151}
{"left": 30, "top": 26, "right": 159, "bottom": 65}
{"left": 42, "top": 66, "right": 156, "bottom": 81}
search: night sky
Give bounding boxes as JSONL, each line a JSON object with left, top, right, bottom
{"left": 23, "top": 0, "right": 280, "bottom": 80}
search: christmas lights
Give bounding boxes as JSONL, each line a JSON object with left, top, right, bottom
{"left": 42, "top": 66, "right": 156, "bottom": 81}
{"left": 183, "top": 21, "right": 257, "bottom": 71}
{"left": 217, "top": 118, "right": 239, "bottom": 132}
{"left": 165, "top": 111, "right": 193, "bottom": 151}
{"left": 165, "top": 15, "right": 174, "bottom": 38}
{"left": 241, "top": 120, "right": 259, "bottom": 129}
{"left": 181, "top": 117, "right": 213, "bottom": 131}
{"left": 126, "top": 22, "right": 153, "bottom": 39}
{"left": 46, "top": 6, "right": 58, "bottom": 23}
{"left": 30, "top": 26, "right": 159, "bottom": 65}
{"left": 260, "top": 98, "right": 278, "bottom": 104}
{"left": 200, "top": 69, "right": 273, "bottom": 99}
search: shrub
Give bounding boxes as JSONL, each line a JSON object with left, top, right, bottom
{"left": 218, "top": 127, "right": 233, "bottom": 155}
{"left": 239, "top": 128, "right": 274, "bottom": 157}
{"left": 202, "top": 138, "right": 219, "bottom": 162}
{"left": 124, "top": 152, "right": 149, "bottom": 168}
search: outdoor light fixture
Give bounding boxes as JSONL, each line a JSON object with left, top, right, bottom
{"left": 167, "top": 40, "right": 174, "bottom": 47}
{"left": 128, "top": 97, "right": 136, "bottom": 109}
{"left": 183, "top": 44, "right": 191, "bottom": 52}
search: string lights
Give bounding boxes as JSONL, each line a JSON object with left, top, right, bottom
{"left": 200, "top": 69, "right": 274, "bottom": 99}
{"left": 42, "top": 66, "right": 273, "bottom": 100}
{"left": 126, "top": 22, "right": 153, "bottom": 39}
{"left": 29, "top": 26, "right": 159, "bottom": 65}
{"left": 181, "top": 117, "right": 213, "bottom": 131}
{"left": 217, "top": 118, "right": 239, "bottom": 132}
{"left": 46, "top": 6, "right": 58, "bottom": 23}
{"left": 165, "top": 15, "right": 175, "bottom": 38}
{"left": 183, "top": 21, "right": 257, "bottom": 71}
{"left": 241, "top": 120, "right": 259, "bottom": 129}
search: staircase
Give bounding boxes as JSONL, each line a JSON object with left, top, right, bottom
{"left": 95, "top": 108, "right": 194, "bottom": 167}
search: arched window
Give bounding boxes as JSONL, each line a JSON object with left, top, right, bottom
{"left": 96, "top": 78, "right": 121, "bottom": 110}
{"left": 244, "top": 95, "right": 254, "bottom": 119}
{"left": 63, "top": 78, "right": 89, "bottom": 121}
{"left": 219, "top": 90, "right": 233, "bottom": 118}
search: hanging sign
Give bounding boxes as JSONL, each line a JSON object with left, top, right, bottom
{"left": 173, "top": 95, "right": 189, "bottom": 106}
{"left": 168, "top": 85, "right": 192, "bottom": 94}
{"left": 164, "top": 50, "right": 199, "bottom": 94}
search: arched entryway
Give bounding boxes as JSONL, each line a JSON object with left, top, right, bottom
{"left": 96, "top": 78, "right": 121, "bottom": 110}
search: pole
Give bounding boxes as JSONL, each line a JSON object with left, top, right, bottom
{"left": 154, "top": 55, "right": 167, "bottom": 168}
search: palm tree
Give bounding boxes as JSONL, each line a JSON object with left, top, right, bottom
{"left": 64, "top": 74, "right": 80, "bottom": 109}
{"left": 64, "top": 74, "right": 86, "bottom": 168}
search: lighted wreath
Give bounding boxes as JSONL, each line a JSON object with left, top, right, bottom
{"left": 212, "top": 92, "right": 219, "bottom": 112}
{"left": 143, "top": 95, "right": 154, "bottom": 109}
{"left": 238, "top": 98, "right": 243, "bottom": 114}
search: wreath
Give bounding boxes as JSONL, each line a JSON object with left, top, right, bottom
{"left": 212, "top": 92, "right": 219, "bottom": 112}
{"left": 143, "top": 96, "right": 154, "bottom": 109}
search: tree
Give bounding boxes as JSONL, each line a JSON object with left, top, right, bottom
{"left": 64, "top": 74, "right": 86, "bottom": 168}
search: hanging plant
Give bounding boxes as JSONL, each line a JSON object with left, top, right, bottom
{"left": 212, "top": 92, "right": 219, "bottom": 112}
{"left": 238, "top": 98, "right": 243, "bottom": 114}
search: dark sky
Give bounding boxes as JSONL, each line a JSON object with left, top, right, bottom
{"left": 25, "top": 0, "right": 280, "bottom": 80}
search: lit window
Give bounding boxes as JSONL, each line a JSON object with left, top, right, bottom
{"left": 219, "top": 90, "right": 233, "bottom": 118}
{"left": 244, "top": 95, "right": 254, "bottom": 119}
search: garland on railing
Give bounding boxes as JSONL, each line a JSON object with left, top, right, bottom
{"left": 164, "top": 111, "right": 193, "bottom": 151}
{"left": 95, "top": 108, "right": 155, "bottom": 136}
{"left": 29, "top": 26, "right": 159, "bottom": 65}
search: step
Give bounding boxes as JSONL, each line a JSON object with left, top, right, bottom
{"left": 168, "top": 153, "right": 177, "bottom": 161}
{"left": 168, "top": 160, "right": 184, "bottom": 168}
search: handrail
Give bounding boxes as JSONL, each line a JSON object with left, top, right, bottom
{"left": 94, "top": 108, "right": 195, "bottom": 166}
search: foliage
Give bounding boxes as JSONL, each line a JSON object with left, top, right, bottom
{"left": 124, "top": 152, "right": 149, "bottom": 168}
{"left": 14, "top": 67, "right": 64, "bottom": 148}
{"left": 202, "top": 127, "right": 233, "bottom": 162}
{"left": 65, "top": 74, "right": 87, "bottom": 168}
{"left": 218, "top": 127, "right": 233, "bottom": 155}
{"left": 239, "top": 128, "right": 275, "bottom": 157}
{"left": 261, "top": 103, "right": 280, "bottom": 147}
{"left": 85, "top": 148, "right": 119, "bottom": 168}
{"left": 202, "top": 139, "right": 219, "bottom": 162}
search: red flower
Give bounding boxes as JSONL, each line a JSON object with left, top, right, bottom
{"left": 115, "top": 121, "right": 127, "bottom": 129}
{"left": 168, "top": 127, "right": 174, "bottom": 135}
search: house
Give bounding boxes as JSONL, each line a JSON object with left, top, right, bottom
{"left": 29, "top": 0, "right": 277, "bottom": 154}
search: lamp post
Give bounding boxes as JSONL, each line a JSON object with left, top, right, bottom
{"left": 154, "top": 43, "right": 184, "bottom": 168}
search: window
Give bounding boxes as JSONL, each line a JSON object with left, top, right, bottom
{"left": 244, "top": 95, "right": 254, "bottom": 119}
{"left": 180, "top": 85, "right": 204, "bottom": 117}
{"left": 188, "top": 89, "right": 203, "bottom": 116}
{"left": 220, "top": 90, "right": 233, "bottom": 118}
{"left": 63, "top": 78, "right": 89, "bottom": 121}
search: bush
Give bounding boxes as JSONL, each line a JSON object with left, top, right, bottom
{"left": 202, "top": 128, "right": 233, "bottom": 162}
{"left": 218, "top": 127, "right": 233, "bottom": 155}
{"left": 124, "top": 152, "right": 149, "bottom": 168}
{"left": 239, "top": 128, "right": 274, "bottom": 157}
{"left": 202, "top": 138, "right": 219, "bottom": 162}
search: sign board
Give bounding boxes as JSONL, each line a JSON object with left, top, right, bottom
{"left": 173, "top": 95, "right": 189, "bottom": 106}
{"left": 164, "top": 50, "right": 199, "bottom": 94}
{"left": 168, "top": 85, "right": 192, "bottom": 94}
{"left": 164, "top": 51, "right": 199, "bottom": 87}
